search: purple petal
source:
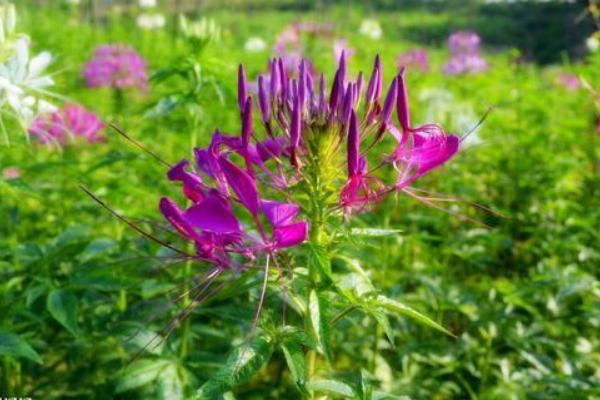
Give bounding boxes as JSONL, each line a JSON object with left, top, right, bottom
{"left": 241, "top": 97, "right": 253, "bottom": 148}
{"left": 258, "top": 76, "right": 271, "bottom": 122}
{"left": 219, "top": 157, "right": 260, "bottom": 215}
{"left": 183, "top": 191, "right": 241, "bottom": 234}
{"left": 347, "top": 111, "right": 359, "bottom": 176}
{"left": 160, "top": 197, "right": 201, "bottom": 241}
{"left": 237, "top": 64, "right": 247, "bottom": 113}
{"left": 261, "top": 200, "right": 300, "bottom": 227}
{"left": 396, "top": 68, "right": 411, "bottom": 131}
{"left": 256, "top": 137, "right": 286, "bottom": 162}
{"left": 381, "top": 77, "right": 398, "bottom": 125}
{"left": 273, "top": 221, "right": 308, "bottom": 248}
{"left": 167, "top": 160, "right": 205, "bottom": 202}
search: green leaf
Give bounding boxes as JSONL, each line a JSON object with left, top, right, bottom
{"left": 46, "top": 289, "right": 79, "bottom": 336}
{"left": 0, "top": 330, "right": 42, "bottom": 364}
{"left": 156, "top": 364, "right": 184, "bottom": 400}
{"left": 309, "top": 290, "right": 331, "bottom": 360}
{"left": 281, "top": 339, "right": 307, "bottom": 391}
{"left": 350, "top": 228, "right": 402, "bottom": 237}
{"left": 78, "top": 238, "right": 118, "bottom": 262}
{"left": 308, "top": 244, "right": 332, "bottom": 281}
{"left": 308, "top": 379, "right": 355, "bottom": 398}
{"left": 115, "top": 358, "right": 172, "bottom": 393}
{"left": 374, "top": 295, "right": 454, "bottom": 337}
{"left": 194, "top": 335, "right": 274, "bottom": 399}
{"left": 368, "top": 308, "right": 395, "bottom": 346}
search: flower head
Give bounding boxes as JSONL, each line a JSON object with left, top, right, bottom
{"left": 448, "top": 31, "right": 481, "bottom": 54}
{"left": 443, "top": 31, "right": 488, "bottom": 75}
{"left": 160, "top": 55, "right": 460, "bottom": 269}
{"left": 29, "top": 103, "right": 105, "bottom": 145}
{"left": 83, "top": 44, "right": 148, "bottom": 91}
{"left": 555, "top": 73, "right": 580, "bottom": 91}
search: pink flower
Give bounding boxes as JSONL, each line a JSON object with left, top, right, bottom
{"left": 83, "top": 44, "right": 148, "bottom": 91}
{"left": 396, "top": 48, "right": 429, "bottom": 72}
{"left": 556, "top": 73, "right": 580, "bottom": 91}
{"left": 443, "top": 31, "right": 488, "bottom": 75}
{"left": 448, "top": 31, "right": 481, "bottom": 54}
{"left": 2, "top": 167, "right": 20, "bottom": 180}
{"left": 443, "top": 53, "right": 488, "bottom": 75}
{"left": 29, "top": 104, "right": 105, "bottom": 145}
{"left": 333, "top": 39, "right": 355, "bottom": 62}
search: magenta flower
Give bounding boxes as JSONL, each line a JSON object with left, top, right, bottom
{"left": 333, "top": 39, "right": 355, "bottom": 62}
{"left": 396, "top": 48, "right": 429, "bottom": 73}
{"left": 448, "top": 31, "right": 482, "bottom": 54}
{"left": 159, "top": 53, "right": 460, "bottom": 269}
{"left": 83, "top": 44, "right": 148, "bottom": 91}
{"left": 29, "top": 104, "right": 105, "bottom": 145}
{"left": 556, "top": 73, "right": 580, "bottom": 91}
{"left": 2, "top": 167, "right": 20, "bottom": 180}
{"left": 443, "top": 31, "right": 488, "bottom": 75}
{"left": 443, "top": 53, "right": 488, "bottom": 75}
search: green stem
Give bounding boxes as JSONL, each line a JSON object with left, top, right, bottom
{"left": 113, "top": 88, "right": 125, "bottom": 117}
{"left": 1, "top": 357, "right": 10, "bottom": 395}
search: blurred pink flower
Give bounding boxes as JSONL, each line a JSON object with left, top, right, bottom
{"left": 443, "top": 53, "right": 488, "bottom": 75}
{"left": 2, "top": 167, "right": 21, "bottom": 180}
{"left": 444, "top": 31, "right": 488, "bottom": 75}
{"left": 83, "top": 44, "right": 148, "bottom": 91}
{"left": 29, "top": 104, "right": 105, "bottom": 145}
{"left": 448, "top": 31, "right": 481, "bottom": 54}
{"left": 556, "top": 73, "right": 580, "bottom": 91}
{"left": 333, "top": 39, "right": 354, "bottom": 62}
{"left": 396, "top": 48, "right": 429, "bottom": 72}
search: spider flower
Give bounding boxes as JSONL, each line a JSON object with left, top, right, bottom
{"left": 29, "top": 103, "right": 105, "bottom": 145}
{"left": 160, "top": 54, "right": 460, "bottom": 269}
{"left": 448, "top": 31, "right": 482, "bottom": 55}
{"left": 443, "top": 31, "right": 488, "bottom": 75}
{"left": 83, "top": 44, "right": 148, "bottom": 91}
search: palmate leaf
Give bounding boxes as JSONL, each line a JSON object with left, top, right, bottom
{"left": 46, "top": 289, "right": 79, "bottom": 336}
{"left": 193, "top": 335, "right": 274, "bottom": 399}
{"left": 0, "top": 329, "right": 42, "bottom": 364}
{"left": 309, "top": 290, "right": 332, "bottom": 361}
{"left": 374, "top": 295, "right": 454, "bottom": 337}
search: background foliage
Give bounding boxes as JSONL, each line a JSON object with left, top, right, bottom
{"left": 1, "top": 1, "right": 599, "bottom": 399}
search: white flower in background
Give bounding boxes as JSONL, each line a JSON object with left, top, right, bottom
{"left": 65, "top": 0, "right": 81, "bottom": 5}
{"left": 244, "top": 37, "right": 267, "bottom": 52}
{"left": 138, "top": 0, "right": 157, "bottom": 9}
{"left": 0, "top": 4, "right": 57, "bottom": 143}
{"left": 419, "top": 87, "right": 482, "bottom": 146}
{"left": 359, "top": 19, "right": 382, "bottom": 40}
{"left": 179, "top": 15, "right": 221, "bottom": 44}
{"left": 0, "top": 37, "right": 55, "bottom": 122}
{"left": 586, "top": 35, "right": 599, "bottom": 53}
{"left": 136, "top": 13, "right": 166, "bottom": 30}
{"left": 575, "top": 337, "right": 593, "bottom": 354}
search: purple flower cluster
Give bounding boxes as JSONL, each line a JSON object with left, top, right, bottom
{"left": 443, "top": 31, "right": 488, "bottom": 75}
{"left": 396, "top": 48, "right": 429, "bottom": 73}
{"left": 160, "top": 54, "right": 460, "bottom": 269}
{"left": 29, "top": 104, "right": 105, "bottom": 145}
{"left": 83, "top": 44, "right": 148, "bottom": 91}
